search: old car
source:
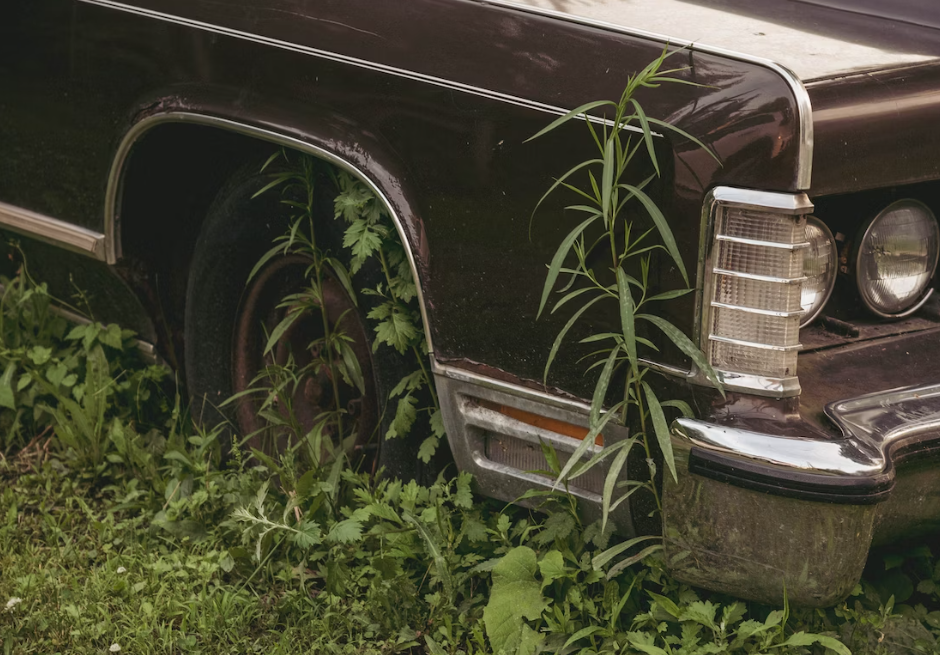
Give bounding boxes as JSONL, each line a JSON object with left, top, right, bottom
{"left": 5, "top": 0, "right": 940, "bottom": 607}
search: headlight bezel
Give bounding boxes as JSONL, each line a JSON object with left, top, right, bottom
{"left": 800, "top": 216, "right": 838, "bottom": 328}
{"left": 853, "top": 198, "right": 940, "bottom": 319}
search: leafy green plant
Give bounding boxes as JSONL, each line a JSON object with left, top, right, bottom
{"left": 529, "top": 49, "right": 722, "bottom": 527}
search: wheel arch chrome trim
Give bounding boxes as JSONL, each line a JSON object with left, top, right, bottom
{"left": 0, "top": 201, "right": 107, "bottom": 261}
{"left": 481, "top": 0, "right": 814, "bottom": 191}
{"left": 106, "top": 111, "right": 436, "bottom": 353}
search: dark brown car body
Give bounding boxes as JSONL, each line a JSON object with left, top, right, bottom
{"left": 6, "top": 0, "right": 940, "bottom": 606}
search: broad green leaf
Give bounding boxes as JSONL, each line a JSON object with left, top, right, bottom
{"left": 563, "top": 625, "right": 605, "bottom": 650}
{"left": 417, "top": 436, "right": 439, "bottom": 463}
{"left": 538, "top": 550, "right": 566, "bottom": 589}
{"left": 642, "top": 381, "right": 676, "bottom": 483}
{"left": 0, "top": 362, "right": 16, "bottom": 410}
{"left": 621, "top": 184, "right": 688, "bottom": 285}
{"left": 538, "top": 215, "right": 600, "bottom": 318}
{"left": 337, "top": 340, "right": 366, "bottom": 395}
{"left": 385, "top": 393, "right": 417, "bottom": 440}
{"left": 326, "top": 518, "right": 363, "bottom": 544}
{"left": 648, "top": 591, "right": 681, "bottom": 619}
{"left": 482, "top": 547, "right": 547, "bottom": 655}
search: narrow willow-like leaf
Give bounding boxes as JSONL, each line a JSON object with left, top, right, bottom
{"left": 530, "top": 159, "right": 602, "bottom": 237}
{"left": 607, "top": 544, "right": 664, "bottom": 579}
{"left": 543, "top": 294, "right": 605, "bottom": 384}
{"left": 592, "top": 534, "right": 661, "bottom": 570}
{"left": 525, "top": 99, "right": 616, "bottom": 142}
{"left": 644, "top": 288, "right": 692, "bottom": 303}
{"left": 552, "top": 403, "right": 623, "bottom": 490}
{"left": 264, "top": 308, "right": 306, "bottom": 355}
{"left": 638, "top": 313, "right": 722, "bottom": 391}
{"left": 647, "top": 116, "right": 721, "bottom": 164}
{"left": 538, "top": 216, "right": 600, "bottom": 319}
{"left": 601, "top": 138, "right": 615, "bottom": 225}
{"left": 590, "top": 346, "right": 621, "bottom": 427}
{"left": 661, "top": 399, "right": 694, "bottom": 418}
{"left": 551, "top": 285, "right": 596, "bottom": 314}
{"left": 324, "top": 257, "right": 358, "bottom": 308}
{"left": 621, "top": 184, "right": 688, "bottom": 285}
{"left": 247, "top": 242, "right": 287, "bottom": 284}
{"left": 602, "top": 444, "right": 630, "bottom": 533}
{"left": 616, "top": 268, "right": 637, "bottom": 374}
{"left": 642, "top": 381, "right": 676, "bottom": 483}
{"left": 567, "top": 434, "right": 635, "bottom": 482}
{"left": 629, "top": 98, "right": 660, "bottom": 176}
{"left": 250, "top": 173, "right": 293, "bottom": 200}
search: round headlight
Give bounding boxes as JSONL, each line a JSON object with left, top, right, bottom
{"left": 856, "top": 199, "right": 939, "bottom": 318}
{"left": 800, "top": 217, "right": 837, "bottom": 326}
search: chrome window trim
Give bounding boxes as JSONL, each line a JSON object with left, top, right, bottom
{"left": 106, "top": 111, "right": 436, "bottom": 354}
{"left": 481, "top": 0, "right": 814, "bottom": 190}
{"left": 77, "top": 0, "right": 655, "bottom": 138}
{"left": 0, "top": 201, "right": 107, "bottom": 261}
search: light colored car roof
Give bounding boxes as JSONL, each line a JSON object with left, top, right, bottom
{"left": 506, "top": 0, "right": 935, "bottom": 80}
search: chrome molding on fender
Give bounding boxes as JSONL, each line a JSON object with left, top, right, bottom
{"left": 0, "top": 201, "right": 107, "bottom": 261}
{"left": 481, "top": 0, "right": 814, "bottom": 190}
{"left": 106, "top": 111, "right": 435, "bottom": 354}
{"left": 77, "top": 0, "right": 656, "bottom": 138}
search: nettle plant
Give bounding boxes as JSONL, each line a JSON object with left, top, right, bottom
{"left": 531, "top": 50, "right": 723, "bottom": 530}
{"left": 236, "top": 152, "right": 443, "bottom": 467}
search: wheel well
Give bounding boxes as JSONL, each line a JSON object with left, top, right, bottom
{"left": 117, "top": 123, "right": 278, "bottom": 369}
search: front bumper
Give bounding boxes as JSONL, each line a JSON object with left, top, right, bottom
{"left": 664, "top": 382, "right": 940, "bottom": 606}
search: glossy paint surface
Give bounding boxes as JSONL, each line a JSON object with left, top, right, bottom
{"left": 1, "top": 0, "right": 805, "bottom": 397}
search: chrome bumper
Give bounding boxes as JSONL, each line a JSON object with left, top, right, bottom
{"left": 664, "top": 382, "right": 940, "bottom": 606}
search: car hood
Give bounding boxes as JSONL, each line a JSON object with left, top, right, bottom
{"left": 506, "top": 0, "right": 940, "bottom": 81}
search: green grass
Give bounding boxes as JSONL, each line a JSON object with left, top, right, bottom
{"left": 2, "top": 262, "right": 940, "bottom": 654}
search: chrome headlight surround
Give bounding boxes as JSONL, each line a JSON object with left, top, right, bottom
{"left": 854, "top": 199, "right": 939, "bottom": 319}
{"left": 694, "top": 187, "right": 814, "bottom": 398}
{"left": 800, "top": 216, "right": 838, "bottom": 327}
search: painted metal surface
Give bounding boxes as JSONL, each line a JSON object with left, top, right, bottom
{"left": 507, "top": 0, "right": 937, "bottom": 82}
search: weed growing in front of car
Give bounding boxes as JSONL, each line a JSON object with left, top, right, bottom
{"left": 241, "top": 151, "right": 445, "bottom": 467}
{"left": 530, "top": 48, "right": 722, "bottom": 532}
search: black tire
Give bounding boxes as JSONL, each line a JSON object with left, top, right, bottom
{"left": 185, "top": 164, "right": 444, "bottom": 481}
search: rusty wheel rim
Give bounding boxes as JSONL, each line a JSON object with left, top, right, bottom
{"left": 232, "top": 255, "right": 378, "bottom": 467}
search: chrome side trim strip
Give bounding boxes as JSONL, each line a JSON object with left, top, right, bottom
{"left": 710, "top": 301, "right": 803, "bottom": 318}
{"left": 715, "top": 235, "right": 810, "bottom": 250}
{"left": 77, "top": 0, "right": 651, "bottom": 137}
{"left": 106, "top": 112, "right": 435, "bottom": 353}
{"left": 480, "top": 0, "right": 814, "bottom": 190}
{"left": 0, "top": 201, "right": 107, "bottom": 261}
